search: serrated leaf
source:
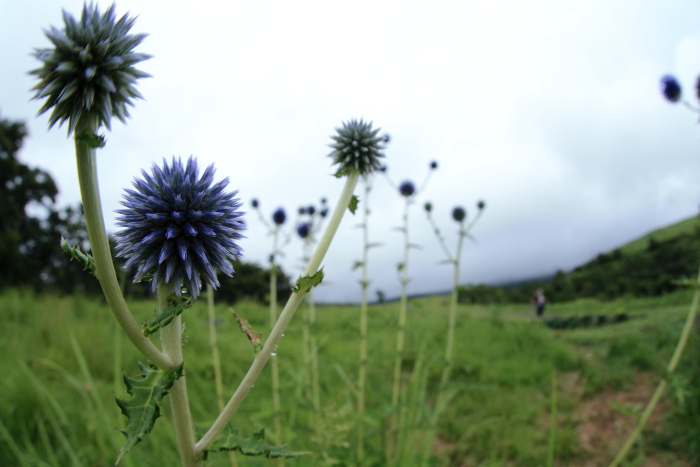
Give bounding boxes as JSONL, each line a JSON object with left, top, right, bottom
{"left": 60, "top": 236, "right": 96, "bottom": 275}
{"left": 232, "top": 311, "right": 262, "bottom": 354}
{"left": 292, "top": 268, "right": 324, "bottom": 294}
{"left": 348, "top": 195, "right": 359, "bottom": 215}
{"left": 351, "top": 260, "right": 364, "bottom": 271}
{"left": 199, "top": 425, "right": 312, "bottom": 460}
{"left": 141, "top": 295, "right": 193, "bottom": 337}
{"left": 333, "top": 167, "right": 351, "bottom": 178}
{"left": 397, "top": 262, "right": 405, "bottom": 272}
{"left": 76, "top": 130, "right": 106, "bottom": 148}
{"left": 115, "top": 363, "right": 183, "bottom": 464}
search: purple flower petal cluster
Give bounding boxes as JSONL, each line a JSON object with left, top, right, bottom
{"left": 660, "top": 75, "right": 682, "bottom": 103}
{"left": 115, "top": 156, "right": 244, "bottom": 299}
{"left": 272, "top": 207, "right": 286, "bottom": 226}
{"left": 297, "top": 222, "right": 310, "bottom": 239}
{"left": 399, "top": 180, "right": 415, "bottom": 197}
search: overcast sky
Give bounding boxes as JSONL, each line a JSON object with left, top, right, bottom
{"left": 2, "top": 0, "right": 700, "bottom": 303}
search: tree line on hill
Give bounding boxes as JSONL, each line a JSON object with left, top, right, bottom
{"left": 0, "top": 114, "right": 291, "bottom": 304}
{"left": 460, "top": 225, "right": 700, "bottom": 304}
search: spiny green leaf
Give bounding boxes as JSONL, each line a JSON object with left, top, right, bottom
{"left": 292, "top": 268, "right": 324, "bottom": 294}
{"left": 60, "top": 236, "right": 96, "bottom": 275}
{"left": 76, "top": 130, "right": 106, "bottom": 148}
{"left": 141, "top": 295, "right": 193, "bottom": 336}
{"left": 348, "top": 195, "right": 360, "bottom": 215}
{"left": 115, "top": 363, "right": 183, "bottom": 464}
{"left": 351, "top": 260, "right": 364, "bottom": 271}
{"left": 199, "top": 425, "right": 312, "bottom": 460}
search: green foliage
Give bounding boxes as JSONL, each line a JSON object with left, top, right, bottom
{"left": 140, "top": 295, "right": 193, "bottom": 337}
{"left": 115, "top": 363, "right": 183, "bottom": 464}
{"left": 348, "top": 195, "right": 359, "bottom": 214}
{"left": 292, "top": 268, "right": 324, "bottom": 294}
{"left": 60, "top": 236, "right": 95, "bottom": 275}
{"left": 460, "top": 216, "right": 700, "bottom": 304}
{"left": 199, "top": 425, "right": 311, "bottom": 460}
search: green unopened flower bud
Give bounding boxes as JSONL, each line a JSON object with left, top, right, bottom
{"left": 328, "top": 119, "right": 386, "bottom": 176}
{"left": 477, "top": 200, "right": 485, "bottom": 210}
{"left": 452, "top": 207, "right": 466, "bottom": 222}
{"left": 424, "top": 202, "right": 432, "bottom": 213}
{"left": 30, "top": 3, "right": 151, "bottom": 134}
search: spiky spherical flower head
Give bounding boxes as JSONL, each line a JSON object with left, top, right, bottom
{"left": 477, "top": 200, "right": 486, "bottom": 210}
{"left": 452, "top": 207, "right": 466, "bottom": 223}
{"left": 424, "top": 202, "right": 432, "bottom": 213}
{"left": 297, "top": 222, "right": 310, "bottom": 239}
{"left": 30, "top": 3, "right": 151, "bottom": 135}
{"left": 379, "top": 164, "right": 388, "bottom": 173}
{"left": 696, "top": 75, "right": 700, "bottom": 102}
{"left": 399, "top": 180, "right": 415, "bottom": 197}
{"left": 251, "top": 198, "right": 259, "bottom": 209}
{"left": 272, "top": 207, "right": 286, "bottom": 226}
{"left": 320, "top": 207, "right": 329, "bottom": 218}
{"left": 321, "top": 197, "right": 327, "bottom": 204}
{"left": 328, "top": 119, "right": 386, "bottom": 176}
{"left": 114, "top": 156, "right": 244, "bottom": 300}
{"left": 430, "top": 160, "right": 438, "bottom": 170}
{"left": 299, "top": 207, "right": 307, "bottom": 215}
{"left": 660, "top": 75, "right": 681, "bottom": 103}
{"left": 308, "top": 205, "right": 316, "bottom": 216}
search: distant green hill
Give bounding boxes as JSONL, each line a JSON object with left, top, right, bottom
{"left": 460, "top": 215, "right": 700, "bottom": 304}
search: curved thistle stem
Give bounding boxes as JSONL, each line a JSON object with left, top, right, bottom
{"left": 609, "top": 261, "right": 700, "bottom": 467}
{"left": 157, "top": 282, "right": 197, "bottom": 467}
{"left": 74, "top": 118, "right": 173, "bottom": 370}
{"left": 195, "top": 171, "right": 360, "bottom": 454}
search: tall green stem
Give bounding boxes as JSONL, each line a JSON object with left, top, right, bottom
{"left": 195, "top": 172, "right": 360, "bottom": 453}
{"left": 74, "top": 118, "right": 172, "bottom": 370}
{"left": 157, "top": 283, "right": 197, "bottom": 467}
{"left": 270, "top": 230, "right": 282, "bottom": 443}
{"left": 609, "top": 261, "right": 700, "bottom": 467}
{"left": 357, "top": 179, "right": 371, "bottom": 465}
{"left": 389, "top": 197, "right": 410, "bottom": 462}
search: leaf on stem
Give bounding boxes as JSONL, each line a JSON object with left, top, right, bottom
{"left": 198, "top": 425, "right": 312, "bottom": 460}
{"left": 60, "top": 236, "right": 96, "bottom": 275}
{"left": 76, "top": 130, "right": 106, "bottom": 148}
{"left": 367, "top": 242, "right": 383, "bottom": 249}
{"left": 292, "top": 268, "right": 325, "bottom": 294}
{"left": 115, "top": 363, "right": 184, "bottom": 464}
{"left": 232, "top": 310, "right": 262, "bottom": 354}
{"left": 351, "top": 260, "right": 364, "bottom": 271}
{"left": 348, "top": 195, "right": 359, "bottom": 214}
{"left": 141, "top": 295, "right": 193, "bottom": 337}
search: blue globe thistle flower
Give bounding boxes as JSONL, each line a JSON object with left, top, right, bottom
{"left": 297, "top": 222, "right": 310, "bottom": 239}
{"left": 696, "top": 76, "right": 700, "bottom": 102}
{"left": 452, "top": 207, "right": 466, "bottom": 222}
{"left": 320, "top": 207, "right": 329, "bottom": 218}
{"left": 114, "top": 156, "right": 244, "bottom": 299}
{"left": 399, "top": 180, "right": 415, "bottom": 197}
{"left": 328, "top": 119, "right": 386, "bottom": 176}
{"left": 251, "top": 198, "right": 259, "bottom": 209}
{"left": 308, "top": 205, "right": 316, "bottom": 216}
{"left": 430, "top": 160, "right": 438, "bottom": 170}
{"left": 30, "top": 3, "right": 151, "bottom": 134}
{"left": 272, "top": 207, "right": 286, "bottom": 226}
{"left": 660, "top": 75, "right": 682, "bottom": 103}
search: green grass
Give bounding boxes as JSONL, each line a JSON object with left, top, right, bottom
{"left": 0, "top": 288, "right": 697, "bottom": 466}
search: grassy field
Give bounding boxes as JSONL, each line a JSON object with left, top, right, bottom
{"left": 0, "top": 288, "right": 698, "bottom": 466}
